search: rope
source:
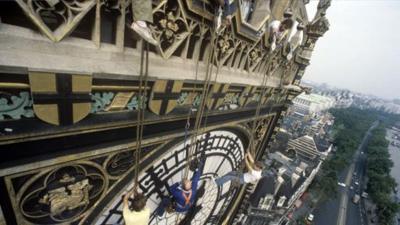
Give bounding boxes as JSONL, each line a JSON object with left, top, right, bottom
{"left": 133, "top": 41, "right": 149, "bottom": 191}
{"left": 183, "top": 24, "right": 205, "bottom": 178}
{"left": 249, "top": 49, "right": 293, "bottom": 157}
{"left": 183, "top": 0, "right": 217, "bottom": 179}
{"left": 200, "top": 50, "right": 222, "bottom": 146}
{"left": 202, "top": 13, "right": 229, "bottom": 131}
{"left": 249, "top": 71, "right": 269, "bottom": 156}
{"left": 184, "top": 33, "right": 218, "bottom": 179}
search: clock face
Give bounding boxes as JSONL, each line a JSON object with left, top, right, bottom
{"left": 95, "top": 130, "right": 246, "bottom": 225}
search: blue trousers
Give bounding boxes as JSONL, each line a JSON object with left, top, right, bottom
{"left": 215, "top": 171, "right": 244, "bottom": 186}
{"left": 155, "top": 198, "right": 171, "bottom": 216}
{"left": 155, "top": 198, "right": 190, "bottom": 216}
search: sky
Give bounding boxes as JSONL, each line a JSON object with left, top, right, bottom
{"left": 303, "top": 0, "right": 400, "bottom": 100}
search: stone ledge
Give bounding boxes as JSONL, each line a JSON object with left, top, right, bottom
{"left": 0, "top": 24, "right": 281, "bottom": 86}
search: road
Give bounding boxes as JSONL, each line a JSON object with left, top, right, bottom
{"left": 387, "top": 128, "right": 400, "bottom": 225}
{"left": 313, "top": 122, "right": 378, "bottom": 225}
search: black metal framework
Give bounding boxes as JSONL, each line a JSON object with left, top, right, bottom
{"left": 94, "top": 130, "right": 247, "bottom": 225}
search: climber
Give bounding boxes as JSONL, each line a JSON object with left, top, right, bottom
{"left": 215, "top": 152, "right": 263, "bottom": 186}
{"left": 122, "top": 189, "right": 150, "bottom": 225}
{"left": 268, "top": 18, "right": 294, "bottom": 51}
{"left": 130, "top": 0, "right": 158, "bottom": 45}
{"left": 156, "top": 159, "right": 205, "bottom": 217}
{"left": 214, "top": 0, "right": 237, "bottom": 34}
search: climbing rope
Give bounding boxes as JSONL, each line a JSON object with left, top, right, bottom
{"left": 249, "top": 70, "right": 269, "bottom": 157}
{"left": 184, "top": 35, "right": 217, "bottom": 179}
{"left": 183, "top": 0, "right": 220, "bottom": 179}
{"left": 249, "top": 48, "right": 293, "bottom": 157}
{"left": 133, "top": 41, "right": 150, "bottom": 191}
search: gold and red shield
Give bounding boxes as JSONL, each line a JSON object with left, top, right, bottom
{"left": 206, "top": 83, "right": 230, "bottom": 110}
{"left": 260, "top": 87, "right": 274, "bottom": 105}
{"left": 239, "top": 85, "right": 257, "bottom": 107}
{"left": 29, "top": 71, "right": 92, "bottom": 126}
{"left": 149, "top": 80, "right": 183, "bottom": 115}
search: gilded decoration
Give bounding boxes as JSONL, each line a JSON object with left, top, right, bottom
{"left": 105, "top": 92, "right": 135, "bottom": 111}
{"left": 248, "top": 47, "right": 263, "bottom": 71}
{"left": 223, "top": 93, "right": 240, "bottom": 105}
{"left": 148, "top": 80, "right": 183, "bottom": 115}
{"left": 103, "top": 144, "right": 158, "bottom": 179}
{"left": 219, "top": 92, "right": 240, "bottom": 110}
{"left": 255, "top": 118, "right": 270, "bottom": 141}
{"left": 28, "top": 72, "right": 93, "bottom": 126}
{"left": 215, "top": 31, "right": 235, "bottom": 66}
{"left": 206, "top": 83, "right": 230, "bottom": 110}
{"left": 0, "top": 79, "right": 290, "bottom": 124}
{"left": 267, "top": 48, "right": 284, "bottom": 75}
{"left": 104, "top": 150, "right": 136, "bottom": 179}
{"left": 238, "top": 86, "right": 255, "bottom": 107}
{"left": 261, "top": 87, "right": 274, "bottom": 105}
{"left": 38, "top": 176, "right": 91, "bottom": 217}
{"left": 151, "top": 1, "right": 193, "bottom": 59}
{"left": 15, "top": 163, "right": 108, "bottom": 224}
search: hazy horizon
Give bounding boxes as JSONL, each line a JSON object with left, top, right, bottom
{"left": 304, "top": 0, "right": 400, "bottom": 100}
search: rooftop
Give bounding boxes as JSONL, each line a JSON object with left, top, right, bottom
{"left": 295, "top": 93, "right": 335, "bottom": 104}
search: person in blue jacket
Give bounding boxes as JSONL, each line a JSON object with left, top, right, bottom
{"left": 156, "top": 159, "right": 204, "bottom": 217}
{"left": 214, "top": 0, "right": 237, "bottom": 34}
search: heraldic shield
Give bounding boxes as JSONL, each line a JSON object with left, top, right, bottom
{"left": 28, "top": 71, "right": 92, "bottom": 126}
{"left": 239, "top": 85, "right": 257, "bottom": 107}
{"left": 262, "top": 88, "right": 275, "bottom": 104}
{"left": 149, "top": 80, "right": 183, "bottom": 115}
{"left": 206, "top": 83, "right": 229, "bottom": 110}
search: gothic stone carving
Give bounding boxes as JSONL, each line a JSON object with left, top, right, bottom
{"left": 15, "top": 0, "right": 96, "bottom": 41}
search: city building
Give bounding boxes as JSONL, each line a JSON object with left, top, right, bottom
{"left": 291, "top": 93, "right": 335, "bottom": 116}
{"left": 242, "top": 148, "right": 324, "bottom": 225}
{"left": 240, "top": 96, "right": 334, "bottom": 225}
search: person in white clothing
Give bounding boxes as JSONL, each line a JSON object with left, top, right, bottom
{"left": 215, "top": 152, "right": 264, "bottom": 186}
{"left": 130, "top": 0, "right": 158, "bottom": 45}
{"left": 268, "top": 18, "right": 294, "bottom": 51}
{"left": 122, "top": 189, "right": 150, "bottom": 225}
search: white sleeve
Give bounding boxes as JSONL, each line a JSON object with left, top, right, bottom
{"left": 269, "top": 20, "right": 280, "bottom": 33}
{"left": 252, "top": 170, "right": 262, "bottom": 179}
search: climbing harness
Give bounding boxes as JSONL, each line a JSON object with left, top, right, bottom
{"left": 181, "top": 190, "right": 193, "bottom": 207}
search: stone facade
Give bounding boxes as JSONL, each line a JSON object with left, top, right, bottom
{"left": 0, "top": 0, "right": 329, "bottom": 224}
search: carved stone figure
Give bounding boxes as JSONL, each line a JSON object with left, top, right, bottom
{"left": 312, "top": 0, "right": 331, "bottom": 20}
{"left": 39, "top": 175, "right": 92, "bottom": 216}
